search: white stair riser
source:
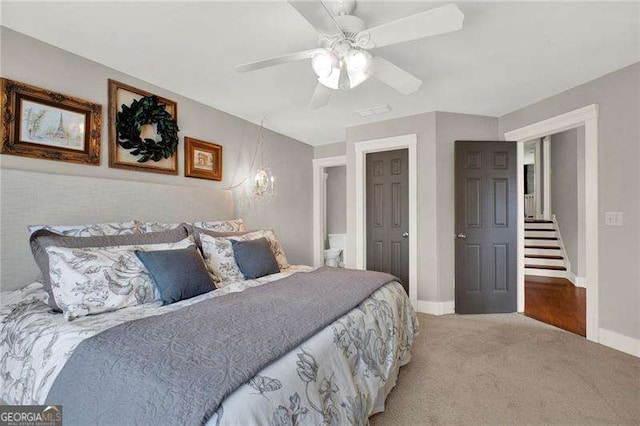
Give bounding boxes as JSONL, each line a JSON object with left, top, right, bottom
{"left": 525, "top": 257, "right": 564, "bottom": 267}
{"left": 525, "top": 248, "right": 562, "bottom": 256}
{"left": 525, "top": 239, "right": 559, "bottom": 246}
{"left": 525, "top": 230, "right": 557, "bottom": 238}
{"left": 524, "top": 223, "right": 555, "bottom": 230}
{"left": 525, "top": 268, "right": 567, "bottom": 279}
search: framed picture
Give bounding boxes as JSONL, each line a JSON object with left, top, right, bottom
{"left": 185, "top": 137, "right": 222, "bottom": 181}
{"left": 108, "top": 79, "right": 178, "bottom": 175}
{"left": 0, "top": 78, "right": 101, "bottom": 164}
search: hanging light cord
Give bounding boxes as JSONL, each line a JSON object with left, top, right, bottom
{"left": 222, "top": 119, "right": 265, "bottom": 191}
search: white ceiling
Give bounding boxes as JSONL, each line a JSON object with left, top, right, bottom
{"left": 2, "top": 1, "right": 638, "bottom": 146}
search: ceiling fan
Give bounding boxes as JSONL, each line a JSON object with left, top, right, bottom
{"left": 235, "top": 0, "right": 464, "bottom": 109}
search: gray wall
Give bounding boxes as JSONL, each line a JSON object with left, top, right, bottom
{"left": 499, "top": 63, "right": 640, "bottom": 340}
{"left": 0, "top": 27, "right": 314, "bottom": 265}
{"left": 550, "top": 128, "right": 581, "bottom": 276}
{"left": 314, "top": 141, "right": 346, "bottom": 159}
{"left": 345, "top": 111, "right": 499, "bottom": 302}
{"left": 325, "top": 166, "right": 346, "bottom": 240}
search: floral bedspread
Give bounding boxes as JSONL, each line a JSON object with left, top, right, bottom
{"left": 1, "top": 266, "right": 418, "bottom": 424}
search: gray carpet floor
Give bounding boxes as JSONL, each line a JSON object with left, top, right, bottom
{"left": 371, "top": 313, "right": 640, "bottom": 425}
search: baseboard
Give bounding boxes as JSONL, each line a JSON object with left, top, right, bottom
{"left": 567, "top": 272, "right": 587, "bottom": 288}
{"left": 599, "top": 328, "right": 640, "bottom": 358}
{"left": 417, "top": 300, "right": 455, "bottom": 315}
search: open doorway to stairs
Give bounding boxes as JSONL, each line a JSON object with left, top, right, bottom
{"left": 506, "top": 104, "right": 599, "bottom": 342}
{"left": 523, "top": 128, "right": 587, "bottom": 336}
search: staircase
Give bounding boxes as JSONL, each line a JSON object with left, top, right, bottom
{"left": 525, "top": 220, "right": 568, "bottom": 278}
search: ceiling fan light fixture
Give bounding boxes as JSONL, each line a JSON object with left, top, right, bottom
{"left": 345, "top": 49, "right": 371, "bottom": 75}
{"left": 311, "top": 50, "right": 338, "bottom": 79}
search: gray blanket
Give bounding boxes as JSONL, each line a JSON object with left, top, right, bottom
{"left": 45, "top": 267, "right": 396, "bottom": 425}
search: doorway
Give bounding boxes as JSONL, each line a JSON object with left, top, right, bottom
{"left": 506, "top": 104, "right": 599, "bottom": 342}
{"left": 312, "top": 155, "right": 347, "bottom": 267}
{"left": 365, "top": 149, "right": 409, "bottom": 293}
{"left": 355, "top": 134, "right": 418, "bottom": 309}
{"left": 523, "top": 126, "right": 587, "bottom": 336}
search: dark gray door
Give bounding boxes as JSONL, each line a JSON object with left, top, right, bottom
{"left": 366, "top": 149, "right": 409, "bottom": 293}
{"left": 455, "top": 141, "right": 517, "bottom": 313}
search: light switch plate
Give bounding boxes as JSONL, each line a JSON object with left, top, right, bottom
{"left": 604, "top": 211, "right": 624, "bottom": 226}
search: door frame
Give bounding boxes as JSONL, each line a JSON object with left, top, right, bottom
{"left": 505, "top": 104, "right": 599, "bottom": 342}
{"left": 355, "top": 134, "right": 418, "bottom": 309}
{"left": 312, "top": 155, "right": 347, "bottom": 267}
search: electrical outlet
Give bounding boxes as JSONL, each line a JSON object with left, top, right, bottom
{"left": 604, "top": 211, "right": 624, "bottom": 226}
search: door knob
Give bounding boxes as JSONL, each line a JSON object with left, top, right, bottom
{"left": 456, "top": 233, "right": 467, "bottom": 239}
{"left": 402, "top": 232, "right": 409, "bottom": 238}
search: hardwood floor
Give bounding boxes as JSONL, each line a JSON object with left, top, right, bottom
{"left": 524, "top": 275, "right": 586, "bottom": 337}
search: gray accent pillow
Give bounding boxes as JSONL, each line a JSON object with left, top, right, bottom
{"left": 231, "top": 237, "right": 280, "bottom": 279}
{"left": 30, "top": 224, "right": 191, "bottom": 310}
{"left": 135, "top": 247, "right": 214, "bottom": 305}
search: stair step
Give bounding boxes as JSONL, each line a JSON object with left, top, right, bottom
{"left": 525, "top": 236, "right": 558, "bottom": 240}
{"left": 525, "top": 245, "right": 561, "bottom": 250}
{"left": 525, "top": 264, "right": 567, "bottom": 271}
{"left": 525, "top": 228, "right": 555, "bottom": 232}
{"left": 525, "top": 220, "right": 553, "bottom": 223}
{"left": 525, "top": 254, "right": 563, "bottom": 260}
{"left": 524, "top": 269, "right": 567, "bottom": 279}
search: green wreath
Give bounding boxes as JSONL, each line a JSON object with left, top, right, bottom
{"left": 116, "top": 95, "right": 179, "bottom": 163}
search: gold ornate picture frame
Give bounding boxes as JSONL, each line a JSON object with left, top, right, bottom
{"left": 0, "top": 78, "right": 101, "bottom": 165}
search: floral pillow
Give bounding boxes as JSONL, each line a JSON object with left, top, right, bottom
{"left": 46, "top": 237, "right": 195, "bottom": 320}
{"left": 230, "top": 229, "right": 289, "bottom": 270}
{"left": 199, "top": 234, "right": 247, "bottom": 284}
{"left": 135, "top": 222, "right": 183, "bottom": 233}
{"left": 193, "top": 219, "right": 246, "bottom": 233}
{"left": 199, "top": 229, "right": 289, "bottom": 286}
{"left": 28, "top": 222, "right": 139, "bottom": 237}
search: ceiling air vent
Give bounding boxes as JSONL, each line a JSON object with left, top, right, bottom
{"left": 356, "top": 105, "right": 392, "bottom": 117}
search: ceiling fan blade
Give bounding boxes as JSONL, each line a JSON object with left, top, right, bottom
{"left": 370, "top": 56, "right": 422, "bottom": 95}
{"left": 309, "top": 83, "right": 332, "bottom": 109}
{"left": 235, "top": 49, "right": 321, "bottom": 73}
{"left": 288, "top": 0, "right": 344, "bottom": 36}
{"left": 357, "top": 4, "right": 464, "bottom": 49}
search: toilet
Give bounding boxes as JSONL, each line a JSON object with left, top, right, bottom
{"left": 324, "top": 233, "right": 346, "bottom": 267}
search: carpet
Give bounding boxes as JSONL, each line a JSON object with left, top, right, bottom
{"left": 371, "top": 313, "right": 640, "bottom": 425}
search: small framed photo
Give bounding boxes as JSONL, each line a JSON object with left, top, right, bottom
{"left": 184, "top": 137, "right": 222, "bottom": 181}
{"left": 0, "top": 78, "right": 101, "bottom": 164}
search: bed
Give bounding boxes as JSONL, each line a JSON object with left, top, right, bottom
{"left": 0, "top": 265, "right": 418, "bottom": 425}
{"left": 0, "top": 171, "right": 418, "bottom": 424}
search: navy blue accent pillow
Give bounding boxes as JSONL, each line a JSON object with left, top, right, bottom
{"left": 231, "top": 237, "right": 280, "bottom": 279}
{"left": 135, "top": 246, "right": 214, "bottom": 305}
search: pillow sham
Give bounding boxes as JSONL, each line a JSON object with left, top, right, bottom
{"left": 199, "top": 233, "right": 247, "bottom": 284}
{"left": 135, "top": 247, "right": 214, "bottom": 305}
{"left": 230, "top": 229, "right": 289, "bottom": 270}
{"left": 192, "top": 218, "right": 246, "bottom": 233}
{"left": 46, "top": 237, "right": 195, "bottom": 320}
{"left": 134, "top": 222, "right": 184, "bottom": 233}
{"left": 30, "top": 225, "right": 190, "bottom": 310}
{"left": 28, "top": 221, "right": 139, "bottom": 237}
{"left": 199, "top": 229, "right": 288, "bottom": 285}
{"left": 231, "top": 238, "right": 279, "bottom": 279}
{"left": 192, "top": 226, "right": 249, "bottom": 248}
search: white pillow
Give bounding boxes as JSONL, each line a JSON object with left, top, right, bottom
{"left": 135, "top": 222, "right": 183, "bottom": 233}
{"left": 28, "top": 222, "right": 139, "bottom": 237}
{"left": 46, "top": 237, "right": 195, "bottom": 320}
